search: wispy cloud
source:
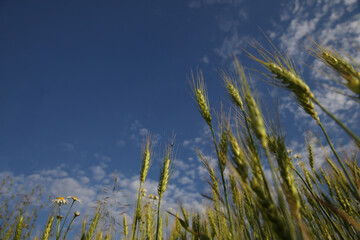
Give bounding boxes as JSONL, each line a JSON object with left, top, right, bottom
{"left": 275, "top": 0, "right": 359, "bottom": 58}
{"left": 94, "top": 153, "right": 112, "bottom": 162}
{"left": 60, "top": 142, "right": 75, "bottom": 152}
{"left": 215, "top": 31, "right": 248, "bottom": 61}
{"left": 90, "top": 165, "right": 106, "bottom": 181}
{"left": 128, "top": 120, "right": 161, "bottom": 146}
{"left": 201, "top": 55, "right": 210, "bottom": 64}
{"left": 0, "top": 158, "right": 206, "bottom": 226}
{"left": 270, "top": 0, "right": 360, "bottom": 145}
{"left": 189, "top": 0, "right": 249, "bottom": 62}
{"left": 116, "top": 139, "right": 126, "bottom": 147}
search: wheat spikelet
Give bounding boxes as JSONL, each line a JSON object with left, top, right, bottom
{"left": 95, "top": 231, "right": 103, "bottom": 240}
{"left": 268, "top": 135, "right": 300, "bottom": 212}
{"left": 191, "top": 71, "right": 212, "bottom": 126}
{"left": 13, "top": 215, "right": 24, "bottom": 240}
{"left": 3, "top": 226, "right": 13, "bottom": 240}
{"left": 81, "top": 218, "right": 87, "bottom": 239}
{"left": 85, "top": 207, "right": 101, "bottom": 240}
{"left": 247, "top": 41, "right": 319, "bottom": 122}
{"left": 140, "top": 136, "right": 152, "bottom": 184}
{"left": 156, "top": 143, "right": 174, "bottom": 240}
{"left": 123, "top": 215, "right": 128, "bottom": 240}
{"left": 251, "top": 177, "right": 289, "bottom": 239}
{"left": 244, "top": 87, "right": 268, "bottom": 148}
{"left": 158, "top": 156, "right": 170, "bottom": 198}
{"left": 223, "top": 66, "right": 244, "bottom": 110}
{"left": 218, "top": 128, "right": 228, "bottom": 171}
{"left": 206, "top": 209, "right": 218, "bottom": 238}
{"left": 228, "top": 130, "right": 248, "bottom": 181}
{"left": 309, "top": 38, "right": 360, "bottom": 96}
{"left": 42, "top": 216, "right": 54, "bottom": 240}
{"left": 306, "top": 139, "right": 315, "bottom": 170}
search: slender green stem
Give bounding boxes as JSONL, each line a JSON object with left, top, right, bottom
{"left": 62, "top": 215, "right": 76, "bottom": 240}
{"left": 317, "top": 121, "right": 360, "bottom": 199}
{"left": 313, "top": 98, "right": 360, "bottom": 147}
{"left": 56, "top": 205, "right": 61, "bottom": 240}
{"left": 209, "top": 125, "right": 235, "bottom": 238}
{"left": 131, "top": 183, "right": 143, "bottom": 240}
{"left": 241, "top": 109, "right": 257, "bottom": 154}
{"left": 240, "top": 108, "right": 273, "bottom": 203}
{"left": 155, "top": 197, "right": 162, "bottom": 240}
{"left": 293, "top": 167, "right": 346, "bottom": 240}
{"left": 57, "top": 201, "right": 75, "bottom": 240}
{"left": 264, "top": 147, "right": 294, "bottom": 240}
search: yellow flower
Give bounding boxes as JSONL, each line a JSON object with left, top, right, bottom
{"left": 148, "top": 194, "right": 154, "bottom": 199}
{"left": 52, "top": 197, "right": 69, "bottom": 205}
{"left": 67, "top": 196, "right": 81, "bottom": 203}
{"left": 154, "top": 195, "right": 159, "bottom": 200}
{"left": 141, "top": 188, "right": 147, "bottom": 193}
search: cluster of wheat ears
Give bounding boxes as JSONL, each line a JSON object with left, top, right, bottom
{"left": 1, "top": 37, "right": 360, "bottom": 239}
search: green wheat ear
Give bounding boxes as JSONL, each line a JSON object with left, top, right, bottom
{"left": 190, "top": 71, "right": 212, "bottom": 127}
{"left": 308, "top": 37, "right": 360, "bottom": 97}
{"left": 246, "top": 40, "right": 319, "bottom": 122}
{"left": 240, "top": 70, "right": 268, "bottom": 148}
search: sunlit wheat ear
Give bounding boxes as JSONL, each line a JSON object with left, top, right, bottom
{"left": 218, "top": 124, "right": 228, "bottom": 171}
{"left": 246, "top": 41, "right": 320, "bottom": 122}
{"left": 251, "top": 176, "right": 289, "bottom": 239}
{"left": 197, "top": 149, "right": 220, "bottom": 194}
{"left": 156, "top": 142, "right": 174, "bottom": 240}
{"left": 268, "top": 134, "right": 301, "bottom": 213}
{"left": 190, "top": 71, "right": 212, "bottom": 126}
{"left": 140, "top": 135, "right": 152, "bottom": 184}
{"left": 81, "top": 218, "right": 87, "bottom": 239}
{"left": 13, "top": 215, "right": 24, "bottom": 240}
{"left": 229, "top": 175, "right": 241, "bottom": 209}
{"left": 227, "top": 129, "right": 248, "bottom": 181}
{"left": 85, "top": 206, "right": 101, "bottom": 240}
{"left": 95, "top": 231, "right": 102, "bottom": 240}
{"left": 308, "top": 38, "right": 360, "bottom": 96}
{"left": 42, "top": 216, "right": 54, "bottom": 240}
{"left": 223, "top": 61, "right": 244, "bottom": 110}
{"left": 123, "top": 215, "right": 128, "bottom": 240}
{"left": 158, "top": 150, "right": 171, "bottom": 198}
{"left": 240, "top": 74, "right": 268, "bottom": 148}
{"left": 305, "top": 138, "right": 315, "bottom": 171}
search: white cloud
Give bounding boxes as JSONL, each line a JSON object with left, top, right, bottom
{"left": 90, "top": 165, "right": 106, "bottom": 181}
{"left": 175, "top": 159, "right": 190, "bottom": 171}
{"left": 40, "top": 166, "right": 68, "bottom": 178}
{"left": 139, "top": 128, "right": 149, "bottom": 136}
{"left": 215, "top": 30, "right": 248, "bottom": 60}
{"left": 60, "top": 142, "right": 75, "bottom": 152}
{"left": 116, "top": 139, "right": 126, "bottom": 147}
{"left": 94, "top": 153, "right": 112, "bottom": 162}
{"left": 0, "top": 161, "right": 206, "bottom": 229}
{"left": 128, "top": 120, "right": 161, "bottom": 146}
{"left": 182, "top": 140, "right": 191, "bottom": 147}
{"left": 276, "top": 0, "right": 359, "bottom": 60}
{"left": 178, "top": 176, "right": 193, "bottom": 185}
{"left": 201, "top": 55, "right": 210, "bottom": 64}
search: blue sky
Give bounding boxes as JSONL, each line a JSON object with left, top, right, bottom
{"left": 1, "top": 0, "right": 359, "bottom": 224}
